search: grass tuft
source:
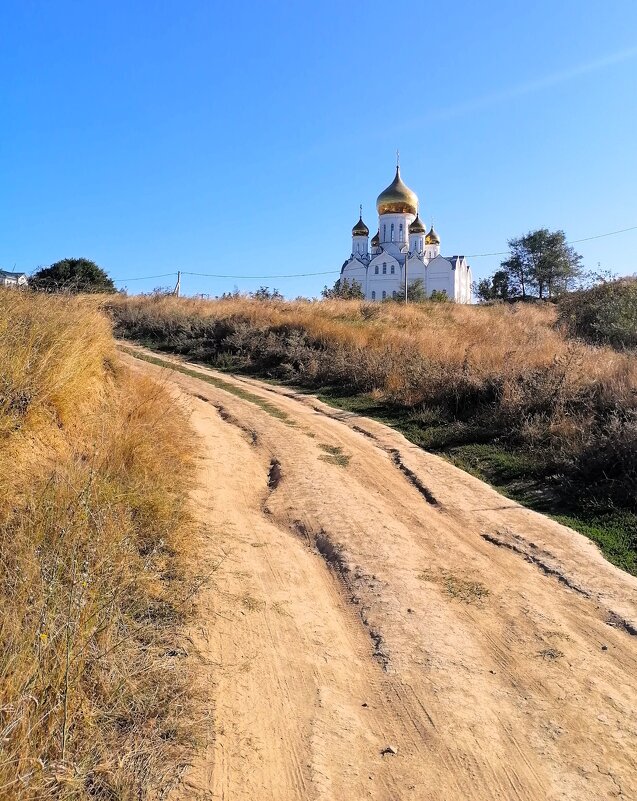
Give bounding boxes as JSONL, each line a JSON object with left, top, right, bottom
{"left": 318, "top": 443, "right": 351, "bottom": 467}
{"left": 418, "top": 569, "right": 490, "bottom": 604}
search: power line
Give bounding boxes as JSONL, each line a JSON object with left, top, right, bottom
{"left": 182, "top": 269, "right": 340, "bottom": 279}
{"left": 466, "top": 250, "right": 509, "bottom": 258}
{"left": 112, "top": 272, "right": 178, "bottom": 282}
{"left": 570, "top": 224, "right": 637, "bottom": 244}
{"left": 112, "top": 269, "right": 340, "bottom": 282}
{"left": 467, "top": 224, "right": 637, "bottom": 258}
{"left": 112, "top": 222, "right": 637, "bottom": 281}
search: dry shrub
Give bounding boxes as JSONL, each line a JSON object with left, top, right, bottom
{"left": 0, "top": 290, "right": 199, "bottom": 800}
{"left": 109, "top": 294, "right": 637, "bottom": 504}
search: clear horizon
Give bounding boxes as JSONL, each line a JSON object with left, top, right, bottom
{"left": 1, "top": 1, "right": 636, "bottom": 298}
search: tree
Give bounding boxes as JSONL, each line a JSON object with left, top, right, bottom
{"left": 473, "top": 269, "right": 510, "bottom": 302}
{"left": 406, "top": 278, "right": 427, "bottom": 303}
{"left": 251, "top": 286, "right": 283, "bottom": 301}
{"left": 498, "top": 229, "right": 582, "bottom": 300}
{"left": 321, "top": 278, "right": 364, "bottom": 300}
{"left": 31, "top": 258, "right": 116, "bottom": 293}
{"left": 429, "top": 289, "right": 450, "bottom": 303}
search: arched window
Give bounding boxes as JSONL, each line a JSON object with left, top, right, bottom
{"left": 399, "top": 223, "right": 403, "bottom": 241}
{"left": 382, "top": 264, "right": 387, "bottom": 275}
{"left": 375, "top": 265, "right": 379, "bottom": 274}
{"left": 390, "top": 265, "right": 395, "bottom": 274}
{"left": 382, "top": 290, "right": 386, "bottom": 299}
{"left": 383, "top": 224, "right": 386, "bottom": 240}
{"left": 390, "top": 223, "right": 394, "bottom": 242}
{"left": 371, "top": 291, "right": 376, "bottom": 300}
{"left": 392, "top": 291, "right": 397, "bottom": 299}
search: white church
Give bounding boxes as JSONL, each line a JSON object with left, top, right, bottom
{"left": 340, "top": 164, "right": 472, "bottom": 302}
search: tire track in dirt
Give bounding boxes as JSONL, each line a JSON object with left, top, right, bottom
{"left": 120, "top": 344, "right": 637, "bottom": 801}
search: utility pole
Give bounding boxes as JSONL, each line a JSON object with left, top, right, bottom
{"left": 404, "top": 252, "right": 408, "bottom": 303}
{"left": 174, "top": 270, "right": 181, "bottom": 297}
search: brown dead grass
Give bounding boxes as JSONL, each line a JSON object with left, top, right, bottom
{"left": 108, "top": 294, "right": 636, "bottom": 399}
{"left": 0, "top": 290, "right": 199, "bottom": 799}
{"left": 109, "top": 295, "right": 637, "bottom": 505}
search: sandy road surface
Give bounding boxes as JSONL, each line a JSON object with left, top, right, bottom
{"left": 121, "top": 346, "right": 637, "bottom": 801}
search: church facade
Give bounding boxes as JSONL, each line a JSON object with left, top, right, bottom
{"left": 340, "top": 166, "right": 472, "bottom": 303}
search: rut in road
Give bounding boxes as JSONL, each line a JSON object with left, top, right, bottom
{"left": 121, "top": 345, "right": 637, "bottom": 801}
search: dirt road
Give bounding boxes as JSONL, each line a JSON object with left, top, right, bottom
{"left": 122, "top": 346, "right": 637, "bottom": 801}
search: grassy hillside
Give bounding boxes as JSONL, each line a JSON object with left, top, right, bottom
{"left": 1, "top": 291, "right": 198, "bottom": 799}
{"left": 110, "top": 294, "right": 637, "bottom": 574}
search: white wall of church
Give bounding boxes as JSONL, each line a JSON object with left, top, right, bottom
{"left": 426, "top": 256, "right": 454, "bottom": 297}
{"left": 352, "top": 234, "right": 368, "bottom": 257}
{"left": 368, "top": 280, "right": 403, "bottom": 301}
{"left": 425, "top": 244, "right": 440, "bottom": 259}
{"left": 341, "top": 260, "right": 368, "bottom": 293}
{"left": 379, "top": 213, "right": 415, "bottom": 245}
{"left": 409, "top": 233, "right": 424, "bottom": 254}
{"left": 411, "top": 258, "right": 427, "bottom": 282}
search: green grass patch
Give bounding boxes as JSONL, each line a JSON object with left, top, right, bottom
{"left": 553, "top": 510, "right": 637, "bottom": 576}
{"left": 318, "top": 443, "right": 351, "bottom": 467}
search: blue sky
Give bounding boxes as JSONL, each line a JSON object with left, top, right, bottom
{"left": 1, "top": 0, "right": 636, "bottom": 298}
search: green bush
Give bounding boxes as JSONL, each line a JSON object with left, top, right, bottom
{"left": 31, "top": 258, "right": 116, "bottom": 294}
{"left": 558, "top": 277, "right": 637, "bottom": 350}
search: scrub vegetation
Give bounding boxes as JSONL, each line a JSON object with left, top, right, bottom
{"left": 109, "top": 293, "right": 637, "bottom": 574}
{"left": 0, "top": 290, "right": 199, "bottom": 799}
{"left": 558, "top": 276, "right": 637, "bottom": 350}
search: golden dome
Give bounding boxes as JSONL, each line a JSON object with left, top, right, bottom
{"left": 409, "top": 214, "right": 426, "bottom": 234}
{"left": 352, "top": 214, "right": 369, "bottom": 237}
{"left": 371, "top": 230, "right": 380, "bottom": 246}
{"left": 376, "top": 166, "right": 418, "bottom": 216}
{"left": 425, "top": 224, "right": 440, "bottom": 245}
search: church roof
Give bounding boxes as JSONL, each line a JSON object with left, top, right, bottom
{"left": 352, "top": 214, "right": 369, "bottom": 237}
{"left": 376, "top": 166, "right": 418, "bottom": 216}
{"left": 425, "top": 224, "right": 440, "bottom": 245}
{"left": 409, "top": 214, "right": 426, "bottom": 234}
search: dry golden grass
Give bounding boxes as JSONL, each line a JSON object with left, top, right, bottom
{"left": 110, "top": 293, "right": 637, "bottom": 507}
{"left": 110, "top": 292, "right": 634, "bottom": 372}
{"left": 110, "top": 292, "right": 636, "bottom": 412}
{"left": 1, "top": 290, "right": 199, "bottom": 799}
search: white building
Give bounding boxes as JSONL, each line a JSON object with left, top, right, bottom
{"left": 0, "top": 270, "right": 28, "bottom": 288}
{"left": 340, "top": 165, "right": 472, "bottom": 302}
